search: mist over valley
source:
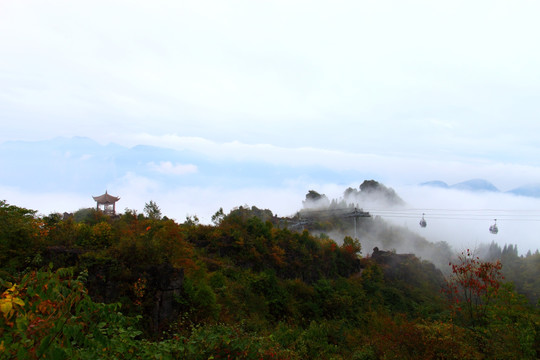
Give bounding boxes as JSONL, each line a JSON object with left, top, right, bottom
{"left": 2, "top": 137, "right": 539, "bottom": 258}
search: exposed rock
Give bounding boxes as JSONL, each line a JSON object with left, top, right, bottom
{"left": 146, "top": 263, "right": 184, "bottom": 332}
{"left": 358, "top": 180, "right": 404, "bottom": 206}
{"left": 371, "top": 247, "right": 415, "bottom": 267}
{"left": 303, "top": 190, "right": 330, "bottom": 209}
{"left": 370, "top": 247, "right": 445, "bottom": 290}
{"left": 84, "top": 260, "right": 184, "bottom": 333}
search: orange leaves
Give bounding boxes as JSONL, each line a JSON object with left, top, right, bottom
{"left": 342, "top": 244, "right": 355, "bottom": 255}
{"left": 133, "top": 277, "right": 147, "bottom": 306}
{"left": 37, "top": 300, "right": 56, "bottom": 315}
{"left": 270, "top": 245, "right": 286, "bottom": 267}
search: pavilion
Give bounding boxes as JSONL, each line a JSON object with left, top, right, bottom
{"left": 92, "top": 191, "right": 120, "bottom": 216}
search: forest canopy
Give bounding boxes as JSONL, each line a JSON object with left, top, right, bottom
{"left": 1, "top": 190, "right": 539, "bottom": 359}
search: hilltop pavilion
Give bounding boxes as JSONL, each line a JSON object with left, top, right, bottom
{"left": 93, "top": 191, "right": 120, "bottom": 216}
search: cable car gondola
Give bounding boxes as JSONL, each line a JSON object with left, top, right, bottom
{"left": 489, "top": 219, "right": 498, "bottom": 234}
{"left": 419, "top": 213, "right": 427, "bottom": 228}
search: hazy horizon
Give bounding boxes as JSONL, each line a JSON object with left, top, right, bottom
{"left": 2, "top": 136, "right": 540, "bottom": 256}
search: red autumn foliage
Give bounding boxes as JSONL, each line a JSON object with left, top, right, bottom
{"left": 444, "top": 249, "right": 503, "bottom": 327}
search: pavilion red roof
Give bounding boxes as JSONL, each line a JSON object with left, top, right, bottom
{"left": 92, "top": 191, "right": 120, "bottom": 204}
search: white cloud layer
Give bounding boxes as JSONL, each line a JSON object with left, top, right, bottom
{"left": 148, "top": 161, "right": 198, "bottom": 175}
{"left": 388, "top": 186, "right": 540, "bottom": 255}
{"left": 2, "top": 1, "right": 540, "bottom": 255}
{"left": 104, "top": 133, "right": 540, "bottom": 191}
{"left": 1, "top": 0, "right": 540, "bottom": 166}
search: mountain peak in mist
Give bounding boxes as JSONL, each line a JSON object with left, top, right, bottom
{"left": 451, "top": 179, "right": 499, "bottom": 192}
{"left": 507, "top": 184, "right": 540, "bottom": 198}
{"left": 303, "top": 190, "right": 330, "bottom": 208}
{"left": 344, "top": 180, "right": 405, "bottom": 207}
{"left": 420, "top": 180, "right": 449, "bottom": 188}
{"left": 421, "top": 179, "right": 499, "bottom": 192}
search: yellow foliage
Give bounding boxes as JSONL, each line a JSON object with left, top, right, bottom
{"left": 1, "top": 284, "right": 25, "bottom": 320}
{"left": 0, "top": 300, "right": 13, "bottom": 316}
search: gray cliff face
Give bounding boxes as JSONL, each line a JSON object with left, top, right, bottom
{"left": 83, "top": 260, "right": 184, "bottom": 333}
{"left": 370, "top": 247, "right": 445, "bottom": 290}
{"left": 149, "top": 264, "right": 184, "bottom": 332}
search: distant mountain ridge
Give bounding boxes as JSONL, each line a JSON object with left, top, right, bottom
{"left": 420, "top": 181, "right": 450, "bottom": 189}
{"left": 507, "top": 184, "right": 540, "bottom": 198}
{"left": 0, "top": 136, "right": 365, "bottom": 193}
{"left": 3, "top": 137, "right": 540, "bottom": 200}
{"left": 421, "top": 179, "right": 500, "bottom": 192}
{"left": 451, "top": 179, "right": 500, "bottom": 192}
{"left": 421, "top": 179, "right": 540, "bottom": 198}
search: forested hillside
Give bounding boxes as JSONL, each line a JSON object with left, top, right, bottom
{"left": 1, "top": 194, "right": 539, "bottom": 359}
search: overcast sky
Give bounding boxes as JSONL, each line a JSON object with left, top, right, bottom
{"left": 2, "top": 0, "right": 540, "bottom": 173}
{"left": 2, "top": 1, "right": 540, "bottom": 252}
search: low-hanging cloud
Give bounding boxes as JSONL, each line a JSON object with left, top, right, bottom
{"left": 375, "top": 185, "right": 540, "bottom": 256}
{"left": 3, "top": 172, "right": 540, "bottom": 258}
{"left": 2, "top": 135, "right": 540, "bottom": 256}
{"left": 148, "top": 161, "right": 198, "bottom": 175}
{"left": 109, "top": 133, "right": 540, "bottom": 191}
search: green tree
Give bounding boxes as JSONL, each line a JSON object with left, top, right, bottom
{"left": 144, "top": 200, "right": 162, "bottom": 220}
{"left": 184, "top": 214, "right": 199, "bottom": 226}
{"left": 0, "top": 200, "right": 41, "bottom": 272}
{"left": 211, "top": 207, "right": 225, "bottom": 226}
{"left": 483, "top": 283, "right": 540, "bottom": 358}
